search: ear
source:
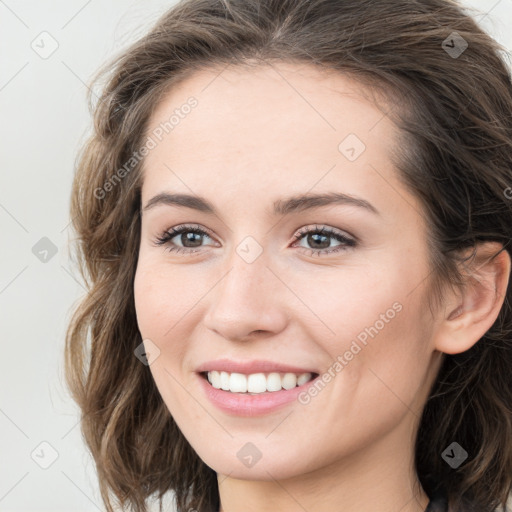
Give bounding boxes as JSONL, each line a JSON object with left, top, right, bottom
{"left": 433, "top": 241, "right": 511, "bottom": 355}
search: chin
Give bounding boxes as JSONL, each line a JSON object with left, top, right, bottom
{"left": 197, "top": 443, "right": 319, "bottom": 481}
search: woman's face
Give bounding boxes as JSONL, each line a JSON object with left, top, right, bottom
{"left": 134, "top": 62, "right": 444, "bottom": 480}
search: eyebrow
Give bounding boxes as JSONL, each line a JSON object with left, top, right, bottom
{"left": 142, "top": 191, "right": 380, "bottom": 217}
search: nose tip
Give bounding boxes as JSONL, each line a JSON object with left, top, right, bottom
{"left": 205, "top": 315, "right": 280, "bottom": 344}
{"left": 202, "top": 265, "right": 289, "bottom": 342}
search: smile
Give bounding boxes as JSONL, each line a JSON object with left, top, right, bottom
{"left": 203, "top": 371, "right": 317, "bottom": 394}
{"left": 197, "top": 371, "right": 321, "bottom": 417}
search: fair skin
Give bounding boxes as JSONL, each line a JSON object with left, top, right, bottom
{"left": 133, "top": 62, "right": 510, "bottom": 512}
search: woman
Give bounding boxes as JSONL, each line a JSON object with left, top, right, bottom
{"left": 64, "top": 1, "right": 512, "bottom": 511}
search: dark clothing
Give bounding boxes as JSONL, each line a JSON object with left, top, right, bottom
{"left": 425, "top": 488, "right": 449, "bottom": 511}
{"left": 425, "top": 494, "right": 448, "bottom": 512}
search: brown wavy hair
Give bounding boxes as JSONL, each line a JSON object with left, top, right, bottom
{"left": 64, "top": 0, "right": 512, "bottom": 511}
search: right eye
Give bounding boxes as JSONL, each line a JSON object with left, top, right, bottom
{"left": 154, "top": 224, "right": 217, "bottom": 254}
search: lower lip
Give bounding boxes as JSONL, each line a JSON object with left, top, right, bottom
{"left": 197, "top": 372, "right": 319, "bottom": 417}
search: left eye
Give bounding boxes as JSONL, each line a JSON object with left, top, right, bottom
{"left": 291, "top": 225, "right": 357, "bottom": 255}
{"left": 154, "top": 224, "right": 356, "bottom": 256}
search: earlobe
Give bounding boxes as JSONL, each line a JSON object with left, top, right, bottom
{"left": 433, "top": 242, "right": 510, "bottom": 355}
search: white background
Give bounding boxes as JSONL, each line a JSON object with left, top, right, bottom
{"left": 1, "top": 1, "right": 511, "bottom": 511}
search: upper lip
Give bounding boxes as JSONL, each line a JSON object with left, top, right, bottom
{"left": 196, "top": 358, "right": 319, "bottom": 375}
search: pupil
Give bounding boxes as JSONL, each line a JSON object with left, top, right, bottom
{"left": 309, "top": 233, "right": 329, "bottom": 249}
{"left": 182, "top": 232, "right": 202, "bottom": 247}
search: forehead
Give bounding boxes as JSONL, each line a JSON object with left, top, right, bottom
{"left": 144, "top": 62, "right": 392, "bottom": 152}
{"left": 140, "top": 62, "right": 417, "bottom": 218}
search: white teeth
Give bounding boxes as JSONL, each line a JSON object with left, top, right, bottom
{"left": 266, "top": 372, "right": 282, "bottom": 392}
{"left": 282, "top": 373, "right": 297, "bottom": 390}
{"left": 220, "top": 371, "right": 230, "bottom": 391}
{"left": 247, "top": 373, "right": 267, "bottom": 393}
{"left": 210, "top": 370, "right": 221, "bottom": 389}
{"left": 205, "top": 370, "right": 315, "bottom": 393}
{"left": 297, "top": 373, "right": 311, "bottom": 386}
{"left": 229, "top": 372, "right": 247, "bottom": 393}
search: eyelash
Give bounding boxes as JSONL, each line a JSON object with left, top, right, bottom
{"left": 153, "top": 223, "right": 357, "bottom": 257}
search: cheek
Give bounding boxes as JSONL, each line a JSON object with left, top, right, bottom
{"left": 306, "top": 253, "right": 432, "bottom": 387}
{"left": 133, "top": 263, "right": 167, "bottom": 338}
{"left": 133, "top": 257, "right": 194, "bottom": 340}
{"left": 296, "top": 261, "right": 401, "bottom": 340}
{"left": 133, "top": 261, "right": 197, "bottom": 419}
{"left": 133, "top": 256, "right": 211, "bottom": 377}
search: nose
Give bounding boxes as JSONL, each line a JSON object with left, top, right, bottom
{"left": 202, "top": 250, "right": 289, "bottom": 342}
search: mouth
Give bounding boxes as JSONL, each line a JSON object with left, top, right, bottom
{"left": 199, "top": 370, "right": 320, "bottom": 395}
